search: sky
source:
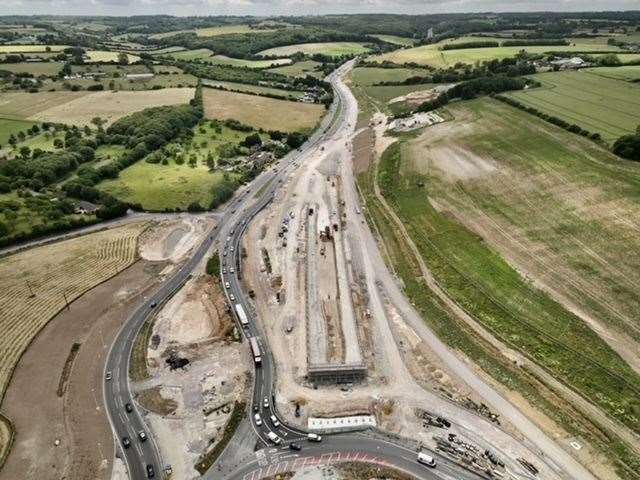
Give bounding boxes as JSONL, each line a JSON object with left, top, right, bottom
{"left": 1, "top": 0, "right": 639, "bottom": 17}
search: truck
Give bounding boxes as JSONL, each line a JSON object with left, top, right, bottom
{"left": 249, "top": 337, "right": 262, "bottom": 366}
{"left": 235, "top": 303, "right": 249, "bottom": 327}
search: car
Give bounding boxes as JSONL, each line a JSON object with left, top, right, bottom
{"left": 230, "top": 246, "right": 235, "bottom": 252}
{"left": 222, "top": 268, "right": 227, "bottom": 274}
{"left": 146, "top": 464, "right": 155, "bottom": 478}
{"left": 122, "top": 436, "right": 131, "bottom": 449}
{"left": 125, "top": 403, "right": 133, "bottom": 413}
{"left": 254, "top": 413, "right": 262, "bottom": 426}
{"left": 223, "top": 251, "right": 227, "bottom": 257}
{"left": 150, "top": 301, "right": 157, "bottom": 308}
{"left": 270, "top": 415, "right": 280, "bottom": 427}
{"left": 138, "top": 431, "right": 147, "bottom": 442}
{"left": 105, "top": 371, "right": 112, "bottom": 381}
{"left": 307, "top": 433, "right": 322, "bottom": 442}
{"left": 289, "top": 442, "right": 302, "bottom": 451}
{"left": 225, "top": 282, "right": 231, "bottom": 289}
{"left": 229, "top": 293, "right": 235, "bottom": 301}
{"left": 417, "top": 452, "right": 436, "bottom": 468}
{"left": 263, "top": 397, "right": 269, "bottom": 408}
{"left": 267, "top": 431, "right": 281, "bottom": 445}
{"left": 229, "top": 267, "right": 235, "bottom": 273}
{"left": 253, "top": 405, "right": 259, "bottom": 413}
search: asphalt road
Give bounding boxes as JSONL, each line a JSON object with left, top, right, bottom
{"left": 101, "top": 63, "right": 345, "bottom": 480}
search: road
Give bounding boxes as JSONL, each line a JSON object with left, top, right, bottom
{"left": 102, "top": 64, "right": 345, "bottom": 479}
{"left": 101, "top": 59, "right": 591, "bottom": 480}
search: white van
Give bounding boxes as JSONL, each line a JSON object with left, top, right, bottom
{"left": 307, "top": 433, "right": 322, "bottom": 442}
{"left": 417, "top": 452, "right": 436, "bottom": 468}
{"left": 267, "top": 431, "right": 281, "bottom": 445}
{"left": 254, "top": 413, "right": 262, "bottom": 426}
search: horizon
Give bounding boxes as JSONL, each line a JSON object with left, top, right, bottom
{"left": 2, "top": 1, "right": 640, "bottom": 17}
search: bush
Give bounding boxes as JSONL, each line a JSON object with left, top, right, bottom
{"left": 206, "top": 253, "right": 220, "bottom": 277}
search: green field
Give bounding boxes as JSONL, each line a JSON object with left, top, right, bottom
{"left": 47, "top": 73, "right": 198, "bottom": 92}
{"left": 372, "top": 97, "right": 640, "bottom": 439}
{"left": 149, "top": 24, "right": 281, "bottom": 40}
{"left": 258, "top": 42, "right": 371, "bottom": 58}
{"left": 0, "top": 118, "right": 37, "bottom": 146}
{"left": 266, "top": 60, "right": 323, "bottom": 78}
{"left": 369, "top": 34, "right": 417, "bottom": 46}
{"left": 370, "top": 35, "right": 623, "bottom": 67}
{"left": 164, "top": 48, "right": 214, "bottom": 61}
{"left": 0, "top": 62, "right": 63, "bottom": 75}
{"left": 584, "top": 65, "right": 640, "bottom": 81}
{"left": 201, "top": 79, "right": 305, "bottom": 100}
{"left": 202, "top": 55, "right": 291, "bottom": 69}
{"left": 351, "top": 67, "right": 429, "bottom": 85}
{"left": 506, "top": 70, "right": 640, "bottom": 143}
{"left": 99, "top": 123, "right": 246, "bottom": 210}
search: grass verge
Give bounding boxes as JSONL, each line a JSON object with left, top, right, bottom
{"left": 194, "top": 400, "right": 246, "bottom": 475}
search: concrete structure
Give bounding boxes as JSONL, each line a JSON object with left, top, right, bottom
{"left": 307, "top": 363, "right": 367, "bottom": 384}
{"left": 308, "top": 414, "right": 376, "bottom": 433}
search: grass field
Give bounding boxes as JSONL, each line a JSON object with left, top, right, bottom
{"left": 164, "top": 48, "right": 214, "bottom": 61}
{"left": 202, "top": 87, "right": 324, "bottom": 132}
{"left": 506, "top": 70, "right": 640, "bottom": 143}
{"left": 25, "top": 88, "right": 194, "bottom": 126}
{"left": 46, "top": 73, "right": 198, "bottom": 92}
{"left": 258, "top": 42, "right": 371, "bottom": 58}
{"left": 585, "top": 65, "right": 640, "bottom": 81}
{"left": 0, "top": 118, "right": 36, "bottom": 146}
{"left": 149, "top": 24, "right": 279, "bottom": 40}
{"left": 370, "top": 35, "right": 624, "bottom": 67}
{"left": 202, "top": 79, "right": 305, "bottom": 99}
{"left": 99, "top": 122, "right": 247, "bottom": 210}
{"left": 0, "top": 45, "right": 68, "bottom": 53}
{"left": 266, "top": 60, "right": 323, "bottom": 78}
{"left": 378, "top": 97, "right": 640, "bottom": 435}
{"left": 0, "top": 62, "right": 63, "bottom": 76}
{"left": 0, "top": 223, "right": 146, "bottom": 402}
{"left": 202, "top": 55, "right": 292, "bottom": 69}
{"left": 369, "top": 34, "right": 417, "bottom": 46}
{"left": 351, "top": 67, "right": 429, "bottom": 85}
{"left": 84, "top": 50, "right": 140, "bottom": 63}
{"left": 0, "top": 91, "right": 90, "bottom": 119}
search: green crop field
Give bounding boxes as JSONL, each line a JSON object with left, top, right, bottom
{"left": 370, "top": 35, "right": 622, "bottom": 67}
{"left": 202, "top": 87, "right": 324, "bottom": 132}
{"left": 369, "top": 34, "right": 417, "bottom": 46}
{"left": 258, "top": 42, "right": 371, "bottom": 58}
{"left": 99, "top": 123, "right": 245, "bottom": 210}
{"left": 201, "top": 79, "right": 305, "bottom": 100}
{"left": 351, "top": 66, "right": 428, "bottom": 85}
{"left": 0, "top": 118, "right": 37, "bottom": 146}
{"left": 0, "top": 62, "right": 63, "bottom": 76}
{"left": 205, "top": 55, "right": 291, "bottom": 68}
{"left": 266, "top": 60, "right": 323, "bottom": 78}
{"left": 506, "top": 70, "right": 640, "bottom": 143}
{"left": 372, "top": 97, "right": 640, "bottom": 439}
{"left": 584, "top": 65, "right": 640, "bottom": 81}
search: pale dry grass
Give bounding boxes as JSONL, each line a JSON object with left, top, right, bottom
{"left": 28, "top": 88, "right": 195, "bottom": 126}
{"left": 0, "top": 223, "right": 147, "bottom": 403}
{"left": 202, "top": 87, "right": 324, "bottom": 132}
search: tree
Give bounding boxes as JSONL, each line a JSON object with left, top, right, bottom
{"left": 53, "top": 138, "right": 64, "bottom": 149}
{"left": 118, "top": 52, "right": 129, "bottom": 66}
{"left": 17, "top": 131, "right": 26, "bottom": 142}
{"left": 8, "top": 134, "right": 17, "bottom": 147}
{"left": 19, "top": 146, "right": 31, "bottom": 159}
{"left": 242, "top": 133, "right": 262, "bottom": 148}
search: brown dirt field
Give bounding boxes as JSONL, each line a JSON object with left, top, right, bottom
{"left": 0, "top": 259, "right": 167, "bottom": 480}
{"left": 202, "top": 87, "right": 324, "bottom": 132}
{"left": 28, "top": 88, "right": 195, "bottom": 126}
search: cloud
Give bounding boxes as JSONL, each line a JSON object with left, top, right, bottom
{"left": 2, "top": 0, "right": 639, "bottom": 16}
